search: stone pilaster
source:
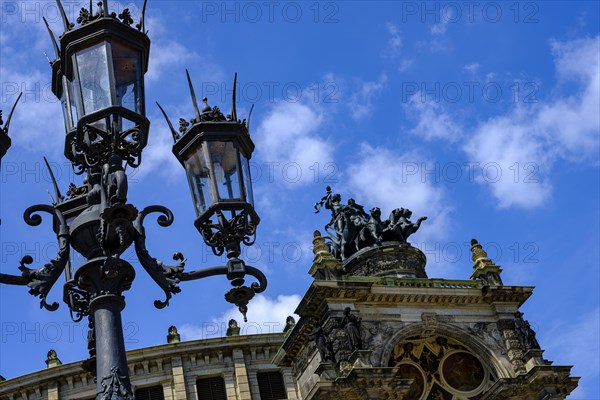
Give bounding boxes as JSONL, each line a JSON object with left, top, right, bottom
{"left": 170, "top": 356, "right": 187, "bottom": 400}
{"left": 232, "top": 349, "right": 251, "bottom": 400}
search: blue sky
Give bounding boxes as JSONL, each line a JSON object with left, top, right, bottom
{"left": 1, "top": 1, "right": 599, "bottom": 398}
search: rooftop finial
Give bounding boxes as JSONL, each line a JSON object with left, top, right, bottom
{"left": 45, "top": 349, "right": 62, "bottom": 368}
{"left": 167, "top": 325, "right": 181, "bottom": 343}
{"left": 470, "top": 238, "right": 503, "bottom": 286}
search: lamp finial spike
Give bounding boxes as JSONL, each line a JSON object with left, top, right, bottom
{"left": 2, "top": 92, "right": 23, "bottom": 134}
{"left": 43, "top": 156, "right": 64, "bottom": 205}
{"left": 42, "top": 17, "right": 60, "bottom": 61}
{"left": 156, "top": 102, "right": 180, "bottom": 142}
{"left": 185, "top": 69, "right": 201, "bottom": 121}
{"left": 138, "top": 0, "right": 148, "bottom": 32}
{"left": 246, "top": 104, "right": 255, "bottom": 134}
{"left": 231, "top": 72, "right": 238, "bottom": 122}
{"left": 55, "top": 0, "right": 72, "bottom": 31}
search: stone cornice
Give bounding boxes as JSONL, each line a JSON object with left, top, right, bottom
{"left": 0, "top": 333, "right": 285, "bottom": 394}
{"left": 276, "top": 278, "right": 534, "bottom": 367}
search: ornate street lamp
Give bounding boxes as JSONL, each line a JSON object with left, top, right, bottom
{"left": 0, "top": 2, "right": 267, "bottom": 399}
{"left": 158, "top": 71, "right": 260, "bottom": 309}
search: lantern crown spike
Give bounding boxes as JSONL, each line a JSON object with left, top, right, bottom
{"left": 102, "top": 0, "right": 109, "bottom": 17}
{"left": 55, "top": 0, "right": 73, "bottom": 32}
{"left": 186, "top": 69, "right": 202, "bottom": 122}
{"left": 1, "top": 92, "right": 23, "bottom": 135}
{"left": 231, "top": 72, "right": 238, "bottom": 122}
{"left": 42, "top": 17, "right": 60, "bottom": 61}
{"left": 137, "top": 0, "right": 148, "bottom": 32}
{"left": 43, "top": 156, "right": 64, "bottom": 205}
{"left": 156, "top": 102, "right": 180, "bottom": 142}
{"left": 247, "top": 104, "right": 255, "bottom": 133}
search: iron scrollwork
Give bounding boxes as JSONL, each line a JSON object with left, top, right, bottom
{"left": 133, "top": 205, "right": 185, "bottom": 309}
{"left": 18, "top": 205, "right": 71, "bottom": 311}
{"left": 199, "top": 209, "right": 257, "bottom": 257}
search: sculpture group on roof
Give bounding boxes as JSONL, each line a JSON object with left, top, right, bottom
{"left": 315, "top": 186, "right": 427, "bottom": 261}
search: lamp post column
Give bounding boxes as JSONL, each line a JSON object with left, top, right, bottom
{"left": 74, "top": 256, "right": 136, "bottom": 399}
{"left": 92, "top": 295, "right": 132, "bottom": 399}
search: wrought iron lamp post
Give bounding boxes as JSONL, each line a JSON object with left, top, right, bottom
{"left": 0, "top": 2, "right": 267, "bottom": 399}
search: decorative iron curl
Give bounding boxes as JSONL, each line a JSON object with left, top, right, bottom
{"left": 18, "top": 205, "right": 70, "bottom": 311}
{"left": 133, "top": 206, "right": 185, "bottom": 309}
{"left": 199, "top": 210, "right": 257, "bottom": 256}
{"left": 245, "top": 265, "right": 267, "bottom": 293}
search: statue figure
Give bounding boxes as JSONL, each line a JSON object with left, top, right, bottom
{"left": 347, "top": 198, "right": 369, "bottom": 220}
{"left": 103, "top": 153, "right": 128, "bottom": 206}
{"left": 341, "top": 307, "right": 362, "bottom": 352}
{"left": 226, "top": 319, "right": 240, "bottom": 336}
{"left": 314, "top": 187, "right": 428, "bottom": 261}
{"left": 283, "top": 316, "right": 296, "bottom": 333}
{"left": 356, "top": 207, "right": 385, "bottom": 248}
{"left": 398, "top": 209, "right": 427, "bottom": 241}
{"left": 514, "top": 312, "right": 540, "bottom": 350}
{"left": 309, "top": 325, "right": 335, "bottom": 363}
{"left": 320, "top": 189, "right": 361, "bottom": 261}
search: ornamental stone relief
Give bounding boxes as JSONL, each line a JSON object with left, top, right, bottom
{"left": 388, "top": 335, "right": 496, "bottom": 400}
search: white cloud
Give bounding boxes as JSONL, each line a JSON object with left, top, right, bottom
{"left": 430, "top": 20, "right": 449, "bottom": 36}
{"left": 0, "top": 67, "right": 64, "bottom": 155}
{"left": 541, "top": 308, "right": 600, "bottom": 400}
{"left": 463, "top": 108, "right": 554, "bottom": 209}
{"left": 398, "top": 59, "right": 414, "bottom": 72}
{"left": 348, "top": 75, "right": 387, "bottom": 121}
{"left": 463, "top": 63, "right": 481, "bottom": 74}
{"left": 346, "top": 144, "right": 451, "bottom": 243}
{"left": 179, "top": 294, "right": 301, "bottom": 340}
{"left": 463, "top": 35, "right": 599, "bottom": 209}
{"left": 384, "top": 23, "right": 403, "bottom": 57}
{"left": 403, "top": 93, "right": 463, "bottom": 142}
{"left": 133, "top": 114, "right": 182, "bottom": 179}
{"left": 254, "top": 101, "right": 334, "bottom": 187}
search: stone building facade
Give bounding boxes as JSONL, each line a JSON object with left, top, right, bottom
{"left": 0, "top": 234, "right": 579, "bottom": 400}
{"left": 0, "top": 333, "right": 296, "bottom": 400}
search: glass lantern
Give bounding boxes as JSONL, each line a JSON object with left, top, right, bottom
{"left": 174, "top": 119, "right": 258, "bottom": 230}
{"left": 183, "top": 138, "right": 254, "bottom": 220}
{"left": 51, "top": 14, "right": 151, "bottom": 167}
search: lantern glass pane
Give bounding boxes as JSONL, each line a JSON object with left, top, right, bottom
{"left": 60, "top": 77, "right": 78, "bottom": 132}
{"left": 183, "top": 143, "right": 214, "bottom": 216}
{"left": 241, "top": 154, "right": 253, "bottom": 206}
{"left": 208, "top": 141, "right": 242, "bottom": 202}
{"left": 74, "top": 42, "right": 111, "bottom": 116}
{"left": 111, "top": 41, "right": 143, "bottom": 114}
